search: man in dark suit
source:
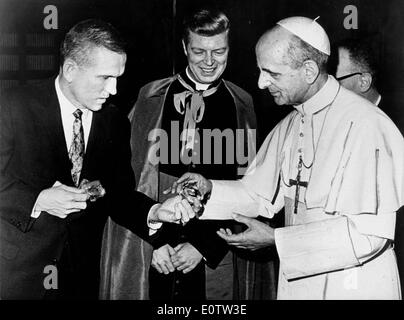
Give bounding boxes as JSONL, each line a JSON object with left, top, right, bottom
{"left": 335, "top": 38, "right": 382, "bottom": 107}
{"left": 0, "top": 19, "right": 192, "bottom": 300}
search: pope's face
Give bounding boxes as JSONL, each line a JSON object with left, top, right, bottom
{"left": 336, "top": 47, "right": 361, "bottom": 94}
{"left": 183, "top": 31, "right": 229, "bottom": 84}
{"left": 256, "top": 38, "right": 308, "bottom": 106}
{"left": 67, "top": 46, "right": 126, "bottom": 111}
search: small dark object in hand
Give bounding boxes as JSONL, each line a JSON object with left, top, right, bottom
{"left": 179, "top": 182, "right": 207, "bottom": 217}
{"left": 79, "top": 179, "right": 106, "bottom": 202}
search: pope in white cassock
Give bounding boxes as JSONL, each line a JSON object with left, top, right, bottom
{"left": 168, "top": 16, "right": 404, "bottom": 299}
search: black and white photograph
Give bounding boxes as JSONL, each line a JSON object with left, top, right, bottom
{"left": 0, "top": 0, "right": 404, "bottom": 315}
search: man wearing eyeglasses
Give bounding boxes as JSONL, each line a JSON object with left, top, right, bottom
{"left": 336, "top": 38, "right": 381, "bottom": 106}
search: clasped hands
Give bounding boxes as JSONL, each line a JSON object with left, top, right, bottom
{"left": 151, "top": 243, "right": 203, "bottom": 274}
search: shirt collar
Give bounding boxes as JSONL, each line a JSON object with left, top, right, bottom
{"left": 294, "top": 75, "right": 340, "bottom": 116}
{"left": 184, "top": 67, "right": 221, "bottom": 91}
{"left": 55, "top": 75, "right": 90, "bottom": 119}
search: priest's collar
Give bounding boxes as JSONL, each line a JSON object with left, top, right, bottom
{"left": 295, "top": 75, "right": 340, "bottom": 116}
{"left": 179, "top": 67, "right": 222, "bottom": 91}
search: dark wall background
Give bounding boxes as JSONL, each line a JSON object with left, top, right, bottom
{"left": 1, "top": 0, "right": 403, "bottom": 139}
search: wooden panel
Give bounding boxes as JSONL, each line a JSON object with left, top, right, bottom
{"left": 26, "top": 33, "right": 56, "bottom": 47}
{"left": 0, "top": 33, "right": 18, "bottom": 47}
{"left": 26, "top": 55, "right": 55, "bottom": 71}
{"left": 0, "top": 55, "right": 19, "bottom": 71}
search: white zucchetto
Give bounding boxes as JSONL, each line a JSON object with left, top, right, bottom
{"left": 277, "top": 16, "right": 330, "bottom": 55}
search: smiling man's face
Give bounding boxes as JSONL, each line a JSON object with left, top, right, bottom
{"left": 183, "top": 31, "right": 229, "bottom": 84}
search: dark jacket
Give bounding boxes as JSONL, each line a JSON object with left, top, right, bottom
{"left": 100, "top": 74, "right": 260, "bottom": 300}
{"left": 0, "top": 78, "right": 157, "bottom": 299}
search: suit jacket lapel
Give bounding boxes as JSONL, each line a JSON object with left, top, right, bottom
{"left": 36, "top": 79, "right": 73, "bottom": 185}
{"left": 81, "top": 109, "right": 106, "bottom": 182}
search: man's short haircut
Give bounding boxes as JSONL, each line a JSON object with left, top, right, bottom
{"left": 60, "top": 19, "right": 126, "bottom": 67}
{"left": 338, "top": 37, "right": 379, "bottom": 81}
{"left": 284, "top": 31, "right": 329, "bottom": 73}
{"left": 182, "top": 8, "right": 230, "bottom": 46}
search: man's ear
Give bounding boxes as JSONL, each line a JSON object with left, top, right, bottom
{"left": 358, "top": 72, "right": 372, "bottom": 93}
{"left": 62, "top": 58, "right": 78, "bottom": 83}
{"left": 182, "top": 40, "right": 188, "bottom": 57}
{"left": 302, "top": 60, "right": 320, "bottom": 84}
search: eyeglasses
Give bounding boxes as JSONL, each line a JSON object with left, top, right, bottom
{"left": 336, "top": 72, "right": 363, "bottom": 81}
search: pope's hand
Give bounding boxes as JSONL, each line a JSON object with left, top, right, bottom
{"left": 150, "top": 195, "right": 196, "bottom": 225}
{"left": 217, "top": 213, "right": 275, "bottom": 250}
{"left": 164, "top": 172, "right": 212, "bottom": 198}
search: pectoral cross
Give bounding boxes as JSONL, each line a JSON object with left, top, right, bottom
{"left": 289, "top": 156, "right": 308, "bottom": 214}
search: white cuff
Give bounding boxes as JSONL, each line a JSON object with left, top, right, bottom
{"left": 31, "top": 181, "right": 60, "bottom": 218}
{"left": 31, "top": 199, "right": 41, "bottom": 218}
{"left": 346, "top": 216, "right": 389, "bottom": 264}
{"left": 148, "top": 204, "right": 163, "bottom": 236}
{"left": 201, "top": 180, "right": 267, "bottom": 220}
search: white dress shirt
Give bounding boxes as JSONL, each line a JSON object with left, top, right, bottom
{"left": 31, "top": 76, "right": 93, "bottom": 218}
{"left": 55, "top": 76, "right": 93, "bottom": 152}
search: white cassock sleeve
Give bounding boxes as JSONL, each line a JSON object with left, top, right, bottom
{"left": 200, "top": 180, "right": 277, "bottom": 220}
{"left": 202, "top": 180, "right": 393, "bottom": 280}
{"left": 201, "top": 181, "right": 394, "bottom": 281}
{"left": 274, "top": 213, "right": 394, "bottom": 280}
{"left": 199, "top": 116, "right": 288, "bottom": 221}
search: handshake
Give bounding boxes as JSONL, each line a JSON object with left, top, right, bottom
{"left": 150, "top": 173, "right": 213, "bottom": 226}
{"left": 164, "top": 173, "right": 213, "bottom": 218}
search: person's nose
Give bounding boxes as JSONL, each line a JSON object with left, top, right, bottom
{"left": 204, "top": 52, "right": 214, "bottom": 66}
{"left": 258, "top": 72, "right": 270, "bottom": 89}
{"left": 105, "top": 77, "right": 117, "bottom": 96}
